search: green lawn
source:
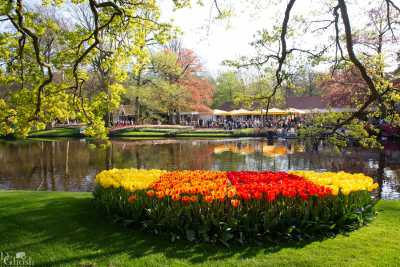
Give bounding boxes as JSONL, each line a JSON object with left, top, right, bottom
{"left": 112, "top": 128, "right": 259, "bottom": 138}
{"left": 111, "top": 128, "right": 236, "bottom": 138}
{"left": 29, "top": 127, "right": 82, "bottom": 138}
{"left": 25, "top": 127, "right": 261, "bottom": 139}
{"left": 114, "top": 131, "right": 168, "bottom": 137}
{"left": 0, "top": 191, "right": 399, "bottom": 266}
{"left": 176, "top": 133, "right": 232, "bottom": 137}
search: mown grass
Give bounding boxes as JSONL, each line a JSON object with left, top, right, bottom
{"left": 29, "top": 127, "right": 82, "bottom": 138}
{"left": 0, "top": 191, "right": 399, "bottom": 266}
{"left": 112, "top": 128, "right": 260, "bottom": 138}
{"left": 114, "top": 131, "right": 167, "bottom": 137}
{"left": 26, "top": 127, "right": 263, "bottom": 139}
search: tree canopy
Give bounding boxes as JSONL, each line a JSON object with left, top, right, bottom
{"left": 0, "top": 0, "right": 184, "bottom": 137}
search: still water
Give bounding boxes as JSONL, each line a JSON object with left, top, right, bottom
{"left": 0, "top": 138, "right": 399, "bottom": 199}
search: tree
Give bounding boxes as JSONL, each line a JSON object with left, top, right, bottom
{"left": 125, "top": 50, "right": 191, "bottom": 123}
{"left": 163, "top": 43, "right": 214, "bottom": 113}
{"left": 180, "top": 76, "right": 214, "bottom": 112}
{"left": 212, "top": 71, "right": 244, "bottom": 108}
{"left": 353, "top": 0, "right": 399, "bottom": 55}
{"left": 320, "top": 64, "right": 369, "bottom": 107}
{"left": 0, "top": 0, "right": 182, "bottom": 138}
{"left": 125, "top": 42, "right": 214, "bottom": 124}
{"left": 288, "top": 63, "right": 321, "bottom": 97}
{"left": 222, "top": 0, "right": 400, "bottom": 147}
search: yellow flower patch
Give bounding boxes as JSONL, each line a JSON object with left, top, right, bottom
{"left": 95, "top": 168, "right": 164, "bottom": 191}
{"left": 290, "top": 170, "right": 379, "bottom": 195}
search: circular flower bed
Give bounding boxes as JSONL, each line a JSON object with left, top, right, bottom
{"left": 93, "top": 169, "right": 378, "bottom": 245}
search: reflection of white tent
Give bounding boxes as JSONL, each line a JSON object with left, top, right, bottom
{"left": 213, "top": 109, "right": 230, "bottom": 116}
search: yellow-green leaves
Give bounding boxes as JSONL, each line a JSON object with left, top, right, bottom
{"left": 0, "top": 0, "right": 180, "bottom": 138}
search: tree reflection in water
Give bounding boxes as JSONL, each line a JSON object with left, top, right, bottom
{"left": 0, "top": 138, "right": 398, "bottom": 199}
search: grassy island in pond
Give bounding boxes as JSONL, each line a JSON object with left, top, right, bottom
{"left": 0, "top": 191, "right": 399, "bottom": 266}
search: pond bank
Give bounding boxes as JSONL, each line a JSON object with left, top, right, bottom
{"left": 0, "top": 190, "right": 399, "bottom": 266}
{"left": 26, "top": 127, "right": 276, "bottom": 139}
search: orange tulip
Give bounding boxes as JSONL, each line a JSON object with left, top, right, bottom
{"left": 227, "top": 189, "right": 236, "bottom": 198}
{"left": 128, "top": 194, "right": 137, "bottom": 203}
{"left": 146, "top": 190, "right": 155, "bottom": 197}
{"left": 151, "top": 171, "right": 229, "bottom": 200}
{"left": 231, "top": 199, "right": 240, "bottom": 208}
{"left": 204, "top": 195, "right": 213, "bottom": 203}
{"left": 181, "top": 196, "right": 191, "bottom": 206}
{"left": 156, "top": 191, "right": 165, "bottom": 199}
{"left": 172, "top": 194, "right": 181, "bottom": 201}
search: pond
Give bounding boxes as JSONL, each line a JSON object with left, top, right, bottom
{"left": 0, "top": 138, "right": 399, "bottom": 199}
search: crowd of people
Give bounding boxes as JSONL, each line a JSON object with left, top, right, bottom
{"left": 110, "top": 114, "right": 308, "bottom": 133}
{"left": 200, "top": 118, "right": 263, "bottom": 129}
{"left": 198, "top": 116, "right": 306, "bottom": 131}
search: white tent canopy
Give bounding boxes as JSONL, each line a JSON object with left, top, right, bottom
{"left": 213, "top": 109, "right": 230, "bottom": 116}
{"left": 230, "top": 109, "right": 252, "bottom": 116}
{"left": 212, "top": 107, "right": 355, "bottom": 116}
{"left": 287, "top": 108, "right": 307, "bottom": 114}
{"left": 262, "top": 108, "right": 288, "bottom": 115}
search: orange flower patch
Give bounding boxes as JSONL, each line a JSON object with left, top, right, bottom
{"left": 151, "top": 170, "right": 229, "bottom": 203}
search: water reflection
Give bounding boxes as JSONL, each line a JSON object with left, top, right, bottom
{"left": 0, "top": 138, "right": 399, "bottom": 199}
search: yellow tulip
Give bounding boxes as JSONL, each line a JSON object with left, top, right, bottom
{"left": 95, "top": 168, "right": 165, "bottom": 192}
{"left": 290, "top": 170, "right": 378, "bottom": 195}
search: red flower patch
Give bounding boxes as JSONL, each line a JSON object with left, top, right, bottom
{"left": 227, "top": 171, "right": 331, "bottom": 202}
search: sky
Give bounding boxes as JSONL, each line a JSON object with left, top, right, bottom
{"left": 160, "top": 0, "right": 280, "bottom": 76}
{"left": 2, "top": 0, "right": 398, "bottom": 77}
{"left": 160, "top": 0, "right": 399, "bottom": 76}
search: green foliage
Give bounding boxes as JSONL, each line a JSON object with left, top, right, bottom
{"left": 299, "top": 112, "right": 381, "bottom": 149}
{"left": 213, "top": 70, "right": 286, "bottom": 110}
{"left": 212, "top": 71, "right": 245, "bottom": 108}
{"left": 0, "top": 0, "right": 179, "bottom": 138}
{"left": 127, "top": 79, "right": 189, "bottom": 122}
{"left": 300, "top": 55, "right": 399, "bottom": 149}
{"left": 151, "top": 51, "right": 183, "bottom": 80}
{"left": 124, "top": 49, "right": 202, "bottom": 123}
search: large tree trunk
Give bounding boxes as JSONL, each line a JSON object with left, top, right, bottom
{"left": 176, "top": 110, "right": 181, "bottom": 125}
{"left": 135, "top": 96, "right": 140, "bottom": 124}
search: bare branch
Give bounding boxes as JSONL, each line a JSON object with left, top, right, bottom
{"left": 7, "top": 0, "right": 53, "bottom": 117}
{"left": 213, "top": 0, "right": 223, "bottom": 16}
{"left": 327, "top": 0, "right": 384, "bottom": 134}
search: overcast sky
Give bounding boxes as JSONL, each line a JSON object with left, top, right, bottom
{"left": 160, "top": 0, "right": 280, "bottom": 76}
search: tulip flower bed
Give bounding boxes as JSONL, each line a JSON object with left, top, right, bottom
{"left": 93, "top": 169, "right": 378, "bottom": 245}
